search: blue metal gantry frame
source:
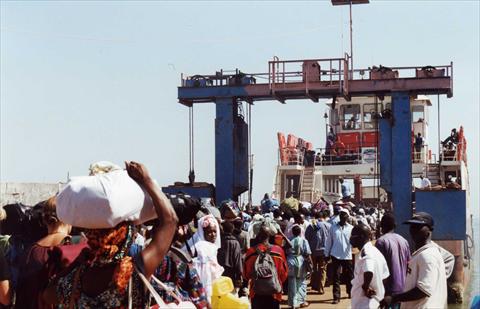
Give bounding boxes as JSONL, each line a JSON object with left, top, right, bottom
{"left": 379, "top": 92, "right": 412, "bottom": 237}
{"left": 214, "top": 98, "right": 249, "bottom": 203}
{"left": 415, "top": 190, "right": 467, "bottom": 240}
{"left": 177, "top": 58, "right": 454, "bottom": 230}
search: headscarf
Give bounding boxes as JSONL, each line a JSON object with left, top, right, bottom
{"left": 187, "top": 215, "right": 221, "bottom": 249}
{"left": 83, "top": 222, "right": 134, "bottom": 293}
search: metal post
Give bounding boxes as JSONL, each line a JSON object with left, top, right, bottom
{"left": 349, "top": 0, "right": 353, "bottom": 79}
{"left": 215, "top": 98, "right": 236, "bottom": 203}
{"left": 332, "top": 0, "right": 368, "bottom": 78}
{"left": 379, "top": 118, "right": 392, "bottom": 193}
{"left": 437, "top": 94, "right": 441, "bottom": 164}
{"left": 391, "top": 92, "right": 413, "bottom": 239}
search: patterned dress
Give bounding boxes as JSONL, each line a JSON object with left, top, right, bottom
{"left": 154, "top": 254, "right": 209, "bottom": 308}
{"left": 56, "top": 223, "right": 147, "bottom": 309}
{"left": 56, "top": 256, "right": 147, "bottom": 309}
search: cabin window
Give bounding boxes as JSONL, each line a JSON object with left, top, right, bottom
{"left": 340, "top": 104, "right": 361, "bottom": 130}
{"left": 363, "top": 103, "right": 381, "bottom": 129}
{"left": 412, "top": 105, "right": 425, "bottom": 123}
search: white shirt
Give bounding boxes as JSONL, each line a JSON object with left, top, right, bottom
{"left": 351, "top": 242, "right": 390, "bottom": 309}
{"left": 402, "top": 242, "right": 447, "bottom": 309}
{"left": 325, "top": 222, "right": 353, "bottom": 260}
{"left": 421, "top": 178, "right": 432, "bottom": 188}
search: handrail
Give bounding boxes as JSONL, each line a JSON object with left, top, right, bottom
{"left": 180, "top": 58, "right": 453, "bottom": 104}
{"left": 268, "top": 57, "right": 346, "bottom": 64}
{"left": 268, "top": 56, "right": 349, "bottom": 98}
{"left": 442, "top": 141, "right": 467, "bottom": 164}
{"left": 440, "top": 126, "right": 467, "bottom": 164}
{"left": 181, "top": 62, "right": 453, "bottom": 85}
{"left": 279, "top": 147, "right": 305, "bottom": 166}
{"left": 278, "top": 143, "right": 434, "bottom": 167}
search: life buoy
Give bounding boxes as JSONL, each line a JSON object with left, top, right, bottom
{"left": 333, "top": 141, "right": 346, "bottom": 156}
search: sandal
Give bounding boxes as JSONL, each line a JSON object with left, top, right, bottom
{"left": 300, "top": 302, "right": 310, "bottom": 308}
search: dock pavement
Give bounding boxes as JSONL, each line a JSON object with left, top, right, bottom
{"left": 280, "top": 284, "right": 351, "bottom": 309}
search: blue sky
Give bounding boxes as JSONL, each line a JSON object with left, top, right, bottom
{"left": 1, "top": 1, "right": 479, "bottom": 210}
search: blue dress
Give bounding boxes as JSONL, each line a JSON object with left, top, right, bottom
{"left": 286, "top": 236, "right": 311, "bottom": 307}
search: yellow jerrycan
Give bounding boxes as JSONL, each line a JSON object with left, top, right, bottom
{"left": 211, "top": 276, "right": 249, "bottom": 309}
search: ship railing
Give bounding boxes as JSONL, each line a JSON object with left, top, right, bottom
{"left": 278, "top": 143, "right": 436, "bottom": 167}
{"left": 279, "top": 146, "right": 367, "bottom": 167}
{"left": 441, "top": 141, "right": 467, "bottom": 164}
{"left": 315, "top": 147, "right": 365, "bottom": 166}
{"left": 439, "top": 126, "right": 468, "bottom": 165}
{"left": 441, "top": 148, "right": 457, "bottom": 162}
{"left": 412, "top": 145, "right": 431, "bottom": 164}
{"left": 278, "top": 147, "right": 305, "bottom": 166}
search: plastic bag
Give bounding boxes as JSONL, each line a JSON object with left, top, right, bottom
{"left": 56, "top": 170, "right": 157, "bottom": 228}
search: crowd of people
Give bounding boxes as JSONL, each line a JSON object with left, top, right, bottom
{"left": 0, "top": 162, "right": 455, "bottom": 309}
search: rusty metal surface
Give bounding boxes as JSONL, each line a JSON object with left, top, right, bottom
{"left": 179, "top": 76, "right": 452, "bottom": 104}
{"left": 179, "top": 59, "right": 453, "bottom": 104}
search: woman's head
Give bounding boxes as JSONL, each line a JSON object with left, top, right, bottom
{"left": 199, "top": 215, "right": 219, "bottom": 244}
{"left": 42, "top": 196, "right": 59, "bottom": 226}
{"left": 203, "top": 222, "right": 217, "bottom": 243}
{"left": 42, "top": 196, "right": 72, "bottom": 233}
{"left": 85, "top": 222, "right": 134, "bottom": 265}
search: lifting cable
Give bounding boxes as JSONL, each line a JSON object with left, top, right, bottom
{"left": 188, "top": 105, "right": 195, "bottom": 184}
{"left": 248, "top": 102, "right": 253, "bottom": 208}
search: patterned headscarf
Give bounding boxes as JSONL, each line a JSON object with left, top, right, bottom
{"left": 84, "top": 222, "right": 135, "bottom": 293}
{"left": 201, "top": 215, "right": 217, "bottom": 229}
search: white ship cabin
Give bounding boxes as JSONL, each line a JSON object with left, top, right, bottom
{"left": 273, "top": 95, "right": 469, "bottom": 203}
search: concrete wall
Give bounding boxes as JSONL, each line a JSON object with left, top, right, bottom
{"left": 0, "top": 182, "right": 65, "bottom": 207}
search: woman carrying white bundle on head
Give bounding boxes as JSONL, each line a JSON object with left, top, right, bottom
{"left": 42, "top": 161, "right": 179, "bottom": 309}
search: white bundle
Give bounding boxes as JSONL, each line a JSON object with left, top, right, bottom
{"left": 56, "top": 170, "right": 157, "bottom": 229}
